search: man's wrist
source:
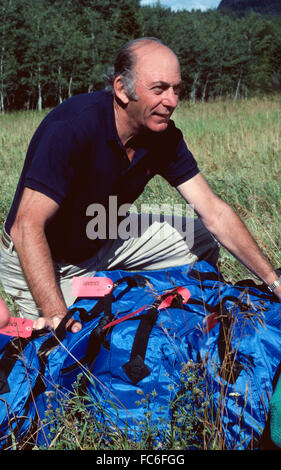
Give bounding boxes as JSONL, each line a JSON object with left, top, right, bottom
{"left": 268, "top": 275, "right": 281, "bottom": 293}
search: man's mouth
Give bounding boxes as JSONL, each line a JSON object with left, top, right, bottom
{"left": 153, "top": 113, "right": 170, "bottom": 119}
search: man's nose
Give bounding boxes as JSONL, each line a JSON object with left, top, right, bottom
{"left": 162, "top": 88, "right": 179, "bottom": 109}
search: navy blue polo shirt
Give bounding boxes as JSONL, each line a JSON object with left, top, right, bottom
{"left": 6, "top": 91, "right": 199, "bottom": 263}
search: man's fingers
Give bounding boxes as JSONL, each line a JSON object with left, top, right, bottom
{"left": 33, "top": 314, "right": 82, "bottom": 333}
{"left": 33, "top": 317, "right": 49, "bottom": 330}
{"left": 66, "top": 319, "right": 82, "bottom": 333}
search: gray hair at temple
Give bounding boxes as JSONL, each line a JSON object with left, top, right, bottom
{"left": 104, "top": 37, "right": 164, "bottom": 101}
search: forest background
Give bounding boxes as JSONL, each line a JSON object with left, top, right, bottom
{"left": 1, "top": 0, "right": 281, "bottom": 113}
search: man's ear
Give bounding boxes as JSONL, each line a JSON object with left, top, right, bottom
{"left": 113, "top": 76, "right": 130, "bottom": 105}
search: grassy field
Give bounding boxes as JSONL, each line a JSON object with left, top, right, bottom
{"left": 0, "top": 95, "right": 280, "bottom": 449}
{"left": 138, "top": 95, "right": 281, "bottom": 281}
{"left": 1, "top": 95, "right": 280, "bottom": 284}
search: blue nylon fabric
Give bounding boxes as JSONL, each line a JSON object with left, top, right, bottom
{"left": 200, "top": 315, "right": 281, "bottom": 449}
{"left": 0, "top": 331, "right": 53, "bottom": 446}
{"left": 0, "top": 260, "right": 280, "bottom": 449}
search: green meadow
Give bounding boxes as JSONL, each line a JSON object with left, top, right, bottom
{"left": 0, "top": 95, "right": 280, "bottom": 448}
{"left": 136, "top": 95, "right": 281, "bottom": 281}
{"left": 0, "top": 95, "right": 280, "bottom": 302}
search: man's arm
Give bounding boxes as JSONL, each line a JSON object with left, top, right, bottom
{"left": 0, "top": 295, "right": 10, "bottom": 328}
{"left": 177, "top": 173, "right": 281, "bottom": 300}
{"left": 10, "top": 187, "right": 81, "bottom": 331}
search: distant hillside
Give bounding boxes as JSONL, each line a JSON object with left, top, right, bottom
{"left": 218, "top": 0, "right": 281, "bottom": 16}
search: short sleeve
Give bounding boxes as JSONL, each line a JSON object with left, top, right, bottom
{"left": 157, "top": 122, "right": 199, "bottom": 187}
{"left": 24, "top": 120, "right": 78, "bottom": 205}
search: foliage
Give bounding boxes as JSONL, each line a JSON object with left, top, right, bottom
{"left": 34, "top": 360, "right": 215, "bottom": 450}
{"left": 0, "top": 0, "right": 281, "bottom": 111}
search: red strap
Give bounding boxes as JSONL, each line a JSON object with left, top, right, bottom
{"left": 103, "top": 286, "right": 191, "bottom": 330}
{"left": 158, "top": 286, "right": 190, "bottom": 309}
{"left": 102, "top": 304, "right": 148, "bottom": 330}
{"left": 204, "top": 312, "right": 219, "bottom": 333}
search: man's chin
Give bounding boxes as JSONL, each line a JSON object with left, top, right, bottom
{"left": 148, "top": 120, "right": 169, "bottom": 133}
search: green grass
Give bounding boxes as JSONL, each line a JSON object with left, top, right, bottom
{"left": 0, "top": 95, "right": 280, "bottom": 449}
{"left": 138, "top": 95, "right": 281, "bottom": 281}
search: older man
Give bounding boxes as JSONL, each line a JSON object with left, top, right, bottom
{"left": 0, "top": 37, "right": 280, "bottom": 332}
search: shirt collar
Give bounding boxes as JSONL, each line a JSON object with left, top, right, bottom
{"left": 103, "top": 91, "right": 121, "bottom": 143}
{"left": 103, "top": 90, "right": 152, "bottom": 165}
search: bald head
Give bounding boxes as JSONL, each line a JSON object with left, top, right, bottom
{"left": 105, "top": 37, "right": 180, "bottom": 101}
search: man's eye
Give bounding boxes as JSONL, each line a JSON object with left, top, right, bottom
{"left": 153, "top": 86, "right": 164, "bottom": 94}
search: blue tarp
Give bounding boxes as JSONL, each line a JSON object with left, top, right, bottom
{"left": 0, "top": 261, "right": 280, "bottom": 449}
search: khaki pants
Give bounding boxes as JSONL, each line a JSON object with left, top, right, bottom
{"left": 0, "top": 214, "right": 219, "bottom": 320}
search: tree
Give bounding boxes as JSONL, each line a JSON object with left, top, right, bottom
{"left": 0, "top": 0, "right": 281, "bottom": 110}
{"left": 243, "top": 13, "right": 280, "bottom": 92}
{"left": 0, "top": 0, "right": 18, "bottom": 112}
{"left": 18, "top": 0, "right": 55, "bottom": 110}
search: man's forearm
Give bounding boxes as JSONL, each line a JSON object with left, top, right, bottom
{"left": 11, "top": 222, "right": 67, "bottom": 319}
{"left": 206, "top": 201, "right": 280, "bottom": 297}
{"left": 178, "top": 174, "right": 280, "bottom": 298}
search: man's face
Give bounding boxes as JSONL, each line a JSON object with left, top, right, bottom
{"left": 126, "top": 44, "right": 182, "bottom": 134}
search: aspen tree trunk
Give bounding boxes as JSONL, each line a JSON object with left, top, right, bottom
{"left": 0, "top": 32, "right": 5, "bottom": 113}
{"left": 68, "top": 76, "right": 72, "bottom": 98}
{"left": 37, "top": 82, "right": 42, "bottom": 111}
{"left": 0, "top": 77, "right": 4, "bottom": 113}
{"left": 190, "top": 72, "right": 200, "bottom": 103}
{"left": 235, "top": 76, "right": 241, "bottom": 100}
{"left": 37, "top": 63, "right": 42, "bottom": 112}
{"left": 36, "top": 17, "right": 42, "bottom": 112}
{"left": 201, "top": 79, "right": 208, "bottom": 103}
{"left": 0, "top": 91, "right": 4, "bottom": 114}
{"left": 58, "top": 65, "right": 62, "bottom": 103}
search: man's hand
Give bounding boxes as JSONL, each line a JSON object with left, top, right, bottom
{"left": 33, "top": 313, "right": 82, "bottom": 333}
